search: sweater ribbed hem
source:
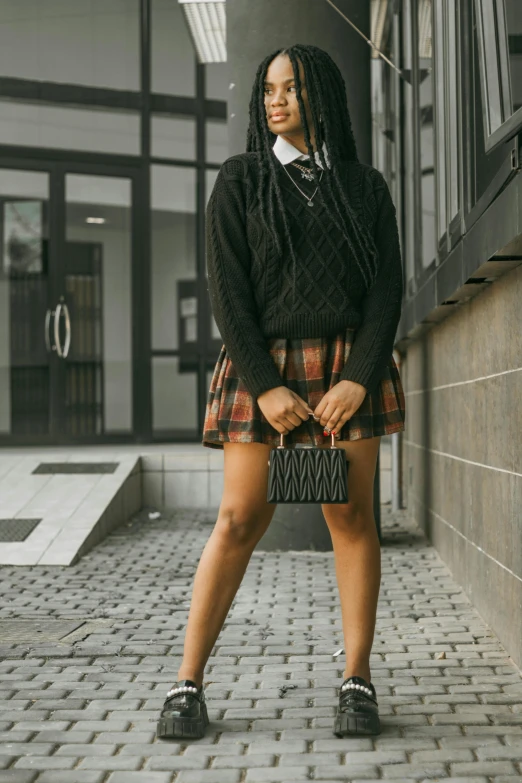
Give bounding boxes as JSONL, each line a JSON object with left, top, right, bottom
{"left": 260, "top": 311, "right": 363, "bottom": 340}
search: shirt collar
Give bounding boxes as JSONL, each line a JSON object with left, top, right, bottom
{"left": 272, "top": 134, "right": 330, "bottom": 169}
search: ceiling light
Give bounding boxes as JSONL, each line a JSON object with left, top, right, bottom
{"left": 179, "top": 0, "right": 226, "bottom": 63}
{"left": 86, "top": 217, "right": 106, "bottom": 224}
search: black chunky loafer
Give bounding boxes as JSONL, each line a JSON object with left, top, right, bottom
{"left": 334, "top": 674, "right": 381, "bottom": 736}
{"left": 156, "top": 678, "right": 209, "bottom": 740}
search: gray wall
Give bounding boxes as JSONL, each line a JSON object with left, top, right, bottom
{"left": 227, "top": 0, "right": 371, "bottom": 162}
{"left": 402, "top": 263, "right": 522, "bottom": 668}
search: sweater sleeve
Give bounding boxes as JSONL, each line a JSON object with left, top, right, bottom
{"left": 339, "top": 169, "right": 403, "bottom": 394}
{"left": 206, "top": 157, "right": 284, "bottom": 400}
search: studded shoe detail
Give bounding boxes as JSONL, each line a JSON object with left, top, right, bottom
{"left": 156, "top": 679, "right": 209, "bottom": 740}
{"left": 334, "top": 675, "right": 381, "bottom": 736}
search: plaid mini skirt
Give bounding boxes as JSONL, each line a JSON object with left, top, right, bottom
{"left": 202, "top": 326, "right": 406, "bottom": 449}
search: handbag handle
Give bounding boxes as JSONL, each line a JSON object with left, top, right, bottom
{"left": 277, "top": 431, "right": 337, "bottom": 449}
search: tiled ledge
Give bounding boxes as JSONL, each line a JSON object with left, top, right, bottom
{"left": 141, "top": 448, "right": 224, "bottom": 510}
{"left": 0, "top": 454, "right": 141, "bottom": 567}
{"left": 0, "top": 445, "right": 223, "bottom": 567}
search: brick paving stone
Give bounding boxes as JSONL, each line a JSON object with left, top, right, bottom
{"left": 32, "top": 731, "right": 94, "bottom": 744}
{"left": 212, "top": 755, "right": 275, "bottom": 768}
{"left": 34, "top": 775, "right": 106, "bottom": 783}
{"left": 314, "top": 766, "right": 380, "bottom": 780}
{"left": 431, "top": 778, "right": 489, "bottom": 783}
{"left": 451, "top": 761, "right": 518, "bottom": 776}
{"left": 176, "top": 773, "right": 242, "bottom": 783}
{"left": 67, "top": 721, "right": 130, "bottom": 731}
{"left": 0, "top": 506, "right": 522, "bottom": 782}
{"left": 92, "top": 731, "right": 154, "bottom": 743}
{"left": 244, "top": 769, "right": 309, "bottom": 782}
{"left": 146, "top": 756, "right": 211, "bottom": 771}
{"left": 13, "top": 758, "right": 76, "bottom": 771}
{"left": 492, "top": 778, "right": 522, "bottom": 782}
{"left": 0, "top": 746, "right": 54, "bottom": 758}
{"left": 54, "top": 744, "right": 117, "bottom": 757}
{"left": 185, "top": 744, "right": 243, "bottom": 756}
{"left": 380, "top": 762, "right": 447, "bottom": 778}
{"left": 77, "top": 757, "right": 143, "bottom": 771}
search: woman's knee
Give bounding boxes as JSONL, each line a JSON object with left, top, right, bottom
{"left": 323, "top": 500, "right": 374, "bottom": 536}
{"left": 215, "top": 504, "right": 272, "bottom": 547}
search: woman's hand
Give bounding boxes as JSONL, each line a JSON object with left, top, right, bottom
{"left": 257, "top": 386, "right": 314, "bottom": 435}
{"left": 313, "top": 380, "right": 367, "bottom": 436}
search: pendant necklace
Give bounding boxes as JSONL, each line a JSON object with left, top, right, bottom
{"left": 290, "top": 161, "right": 315, "bottom": 181}
{"left": 282, "top": 165, "right": 324, "bottom": 206}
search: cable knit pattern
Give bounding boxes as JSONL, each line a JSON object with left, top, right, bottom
{"left": 206, "top": 152, "right": 403, "bottom": 399}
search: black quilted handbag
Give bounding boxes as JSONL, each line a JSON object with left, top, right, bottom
{"left": 267, "top": 432, "right": 349, "bottom": 504}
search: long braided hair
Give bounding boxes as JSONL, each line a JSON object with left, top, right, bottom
{"left": 246, "top": 43, "right": 379, "bottom": 291}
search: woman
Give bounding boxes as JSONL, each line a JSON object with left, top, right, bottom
{"left": 157, "top": 43, "right": 405, "bottom": 740}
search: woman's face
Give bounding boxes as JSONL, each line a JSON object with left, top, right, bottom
{"left": 264, "top": 53, "right": 314, "bottom": 139}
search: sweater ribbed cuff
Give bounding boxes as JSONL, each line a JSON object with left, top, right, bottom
{"left": 339, "top": 356, "right": 385, "bottom": 396}
{"left": 242, "top": 364, "right": 285, "bottom": 401}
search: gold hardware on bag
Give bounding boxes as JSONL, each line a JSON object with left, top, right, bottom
{"left": 277, "top": 432, "right": 337, "bottom": 449}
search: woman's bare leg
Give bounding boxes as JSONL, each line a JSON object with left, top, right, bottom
{"left": 321, "top": 436, "right": 381, "bottom": 684}
{"left": 176, "top": 442, "right": 276, "bottom": 687}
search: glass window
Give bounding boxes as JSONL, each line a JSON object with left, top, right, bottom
{"left": 0, "top": 0, "right": 139, "bottom": 90}
{"left": 0, "top": 169, "right": 50, "bottom": 436}
{"left": 0, "top": 102, "right": 140, "bottom": 155}
{"left": 152, "top": 356, "right": 197, "bottom": 432}
{"left": 205, "top": 63, "right": 229, "bottom": 101}
{"left": 151, "top": 166, "right": 196, "bottom": 352}
{"left": 418, "top": 0, "right": 436, "bottom": 267}
{"left": 434, "top": 0, "right": 447, "bottom": 237}
{"left": 205, "top": 169, "right": 219, "bottom": 206}
{"left": 446, "top": 2, "right": 459, "bottom": 223}
{"left": 151, "top": 115, "right": 196, "bottom": 160}
{"left": 504, "top": 1, "right": 522, "bottom": 116}
{"left": 152, "top": 0, "right": 196, "bottom": 96}
{"left": 402, "top": 0, "right": 416, "bottom": 284}
{"left": 433, "top": 0, "right": 460, "bottom": 239}
{"left": 475, "top": 0, "right": 522, "bottom": 141}
{"left": 204, "top": 169, "right": 222, "bottom": 342}
{"left": 206, "top": 120, "right": 228, "bottom": 164}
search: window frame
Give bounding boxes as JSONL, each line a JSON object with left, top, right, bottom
{"left": 433, "top": 0, "right": 463, "bottom": 256}
{"left": 474, "top": 0, "right": 522, "bottom": 152}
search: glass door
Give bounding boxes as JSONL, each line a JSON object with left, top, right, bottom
{"left": 0, "top": 167, "right": 53, "bottom": 438}
{"left": 57, "top": 170, "right": 134, "bottom": 438}
{"left": 0, "top": 162, "right": 138, "bottom": 443}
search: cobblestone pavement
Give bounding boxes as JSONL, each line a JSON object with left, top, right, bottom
{"left": 0, "top": 505, "right": 521, "bottom": 783}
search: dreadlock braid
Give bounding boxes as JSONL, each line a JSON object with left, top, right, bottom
{"left": 246, "top": 44, "right": 379, "bottom": 291}
{"left": 295, "top": 46, "right": 377, "bottom": 284}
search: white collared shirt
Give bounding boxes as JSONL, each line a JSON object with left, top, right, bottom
{"left": 272, "top": 134, "right": 330, "bottom": 169}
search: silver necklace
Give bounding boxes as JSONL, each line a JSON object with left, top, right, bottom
{"left": 283, "top": 165, "right": 324, "bottom": 206}
{"left": 290, "top": 161, "right": 315, "bottom": 181}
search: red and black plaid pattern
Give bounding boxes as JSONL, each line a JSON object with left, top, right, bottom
{"left": 202, "top": 327, "right": 405, "bottom": 449}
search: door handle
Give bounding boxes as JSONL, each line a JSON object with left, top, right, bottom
{"left": 44, "top": 308, "right": 55, "bottom": 352}
{"left": 62, "top": 303, "right": 71, "bottom": 358}
{"left": 54, "top": 302, "right": 64, "bottom": 357}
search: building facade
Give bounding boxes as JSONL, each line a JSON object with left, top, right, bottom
{"left": 0, "top": 0, "right": 228, "bottom": 446}
{"left": 372, "top": 0, "right": 521, "bottom": 665}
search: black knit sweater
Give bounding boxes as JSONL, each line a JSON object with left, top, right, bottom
{"left": 206, "top": 151, "right": 403, "bottom": 400}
